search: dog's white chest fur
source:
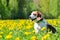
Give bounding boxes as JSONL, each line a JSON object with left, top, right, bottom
{"left": 34, "top": 19, "right": 47, "bottom": 33}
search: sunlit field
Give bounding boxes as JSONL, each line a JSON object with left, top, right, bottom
{"left": 0, "top": 19, "right": 60, "bottom": 40}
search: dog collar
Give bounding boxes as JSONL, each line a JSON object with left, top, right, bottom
{"left": 34, "top": 18, "right": 43, "bottom": 23}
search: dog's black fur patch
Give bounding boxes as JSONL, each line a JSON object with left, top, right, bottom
{"left": 47, "top": 24, "right": 56, "bottom": 33}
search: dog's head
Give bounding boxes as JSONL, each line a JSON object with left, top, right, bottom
{"left": 29, "top": 11, "right": 42, "bottom": 21}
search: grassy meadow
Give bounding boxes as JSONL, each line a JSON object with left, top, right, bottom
{"left": 0, "top": 19, "right": 60, "bottom": 40}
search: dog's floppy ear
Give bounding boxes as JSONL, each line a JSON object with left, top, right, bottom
{"left": 37, "top": 11, "right": 42, "bottom": 17}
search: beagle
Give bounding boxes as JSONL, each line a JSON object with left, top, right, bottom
{"left": 29, "top": 11, "right": 56, "bottom": 34}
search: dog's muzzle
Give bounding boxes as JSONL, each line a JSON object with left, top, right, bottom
{"left": 29, "top": 15, "right": 36, "bottom": 21}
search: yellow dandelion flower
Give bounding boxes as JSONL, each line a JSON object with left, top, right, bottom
{"left": 52, "top": 20, "right": 56, "bottom": 26}
{"left": 3, "top": 23, "right": 6, "bottom": 27}
{"left": 15, "top": 37, "right": 20, "bottom": 40}
{"left": 42, "top": 33, "right": 50, "bottom": 40}
{"left": 41, "top": 27, "right": 46, "bottom": 31}
{"left": 31, "top": 36, "right": 37, "bottom": 40}
{"left": 25, "top": 25, "right": 32, "bottom": 29}
{"left": 6, "top": 34, "right": 12, "bottom": 39}
{"left": 0, "top": 35, "right": 2, "bottom": 38}
{"left": 47, "top": 20, "right": 52, "bottom": 24}
{"left": 24, "top": 32, "right": 31, "bottom": 35}
{"left": 17, "top": 22, "right": 23, "bottom": 27}
{"left": 44, "top": 34, "right": 50, "bottom": 38}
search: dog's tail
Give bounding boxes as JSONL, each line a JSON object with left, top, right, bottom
{"left": 47, "top": 24, "right": 56, "bottom": 33}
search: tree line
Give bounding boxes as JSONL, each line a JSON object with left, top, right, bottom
{"left": 0, "top": 0, "right": 59, "bottom": 19}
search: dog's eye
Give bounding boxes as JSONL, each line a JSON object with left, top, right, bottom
{"left": 33, "top": 14, "right": 36, "bottom": 16}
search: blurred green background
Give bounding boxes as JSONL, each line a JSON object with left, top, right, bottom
{"left": 0, "top": 0, "right": 60, "bottom": 19}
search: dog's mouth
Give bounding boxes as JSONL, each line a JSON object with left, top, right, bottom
{"left": 31, "top": 18, "right": 36, "bottom": 21}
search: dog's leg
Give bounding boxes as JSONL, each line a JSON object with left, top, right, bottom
{"left": 34, "top": 23, "right": 41, "bottom": 34}
{"left": 47, "top": 24, "right": 56, "bottom": 33}
{"left": 34, "top": 28, "right": 39, "bottom": 34}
